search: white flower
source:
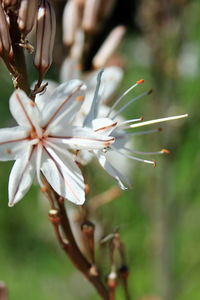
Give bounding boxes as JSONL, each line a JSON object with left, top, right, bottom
{"left": 0, "top": 80, "right": 115, "bottom": 207}
{"left": 83, "top": 70, "right": 188, "bottom": 190}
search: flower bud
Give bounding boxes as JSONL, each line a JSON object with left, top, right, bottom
{"left": 92, "top": 25, "right": 126, "bottom": 69}
{"left": 0, "top": 2, "right": 12, "bottom": 57}
{"left": 0, "top": 281, "right": 7, "bottom": 300}
{"left": 17, "top": 0, "right": 38, "bottom": 38}
{"left": 82, "top": 0, "right": 101, "bottom": 33}
{"left": 48, "top": 209, "right": 61, "bottom": 225}
{"left": 34, "top": 0, "right": 56, "bottom": 80}
{"left": 62, "top": 0, "right": 80, "bottom": 47}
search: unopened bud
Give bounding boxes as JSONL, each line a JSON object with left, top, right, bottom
{"left": 0, "top": 281, "right": 7, "bottom": 300}
{"left": 107, "top": 271, "right": 118, "bottom": 289}
{"left": 82, "top": 0, "right": 101, "bottom": 33}
{"left": 81, "top": 220, "right": 95, "bottom": 236}
{"left": 17, "top": 0, "right": 38, "bottom": 38}
{"left": 48, "top": 209, "right": 61, "bottom": 225}
{"left": 62, "top": 0, "right": 79, "bottom": 46}
{"left": 0, "top": 3, "right": 12, "bottom": 57}
{"left": 92, "top": 25, "right": 126, "bottom": 69}
{"left": 34, "top": 0, "right": 56, "bottom": 80}
{"left": 119, "top": 265, "right": 129, "bottom": 280}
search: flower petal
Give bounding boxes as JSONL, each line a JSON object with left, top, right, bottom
{"left": 95, "top": 152, "right": 131, "bottom": 190}
{"left": 91, "top": 118, "right": 117, "bottom": 135}
{"left": 85, "top": 66, "right": 123, "bottom": 104}
{"left": 9, "top": 89, "right": 41, "bottom": 130}
{"left": 41, "top": 80, "right": 86, "bottom": 129}
{"left": 8, "top": 147, "right": 36, "bottom": 206}
{"left": 47, "top": 126, "right": 115, "bottom": 150}
{"left": 0, "top": 126, "right": 29, "bottom": 161}
{"left": 41, "top": 146, "right": 85, "bottom": 205}
{"left": 34, "top": 80, "right": 58, "bottom": 111}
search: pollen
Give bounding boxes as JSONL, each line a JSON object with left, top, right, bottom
{"left": 76, "top": 96, "right": 84, "bottom": 101}
{"left": 136, "top": 79, "right": 144, "bottom": 84}
{"left": 103, "top": 142, "right": 109, "bottom": 147}
{"left": 6, "top": 148, "right": 12, "bottom": 154}
{"left": 29, "top": 100, "right": 35, "bottom": 107}
{"left": 162, "top": 148, "right": 170, "bottom": 155}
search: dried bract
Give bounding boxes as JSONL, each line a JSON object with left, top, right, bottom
{"left": 17, "top": 0, "right": 38, "bottom": 38}
{"left": 0, "top": 2, "right": 12, "bottom": 58}
{"left": 34, "top": 0, "right": 56, "bottom": 81}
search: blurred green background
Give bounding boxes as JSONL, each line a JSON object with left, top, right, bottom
{"left": 0, "top": 0, "right": 200, "bottom": 300}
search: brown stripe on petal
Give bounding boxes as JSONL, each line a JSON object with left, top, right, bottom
{"left": 43, "top": 146, "right": 81, "bottom": 203}
{"left": 95, "top": 122, "right": 117, "bottom": 133}
{"left": 44, "top": 84, "right": 83, "bottom": 128}
{"left": 15, "top": 91, "right": 35, "bottom": 130}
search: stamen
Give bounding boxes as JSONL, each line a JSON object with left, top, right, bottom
{"left": 122, "top": 147, "right": 166, "bottom": 156}
{"left": 107, "top": 79, "right": 144, "bottom": 117}
{"left": 115, "top": 128, "right": 161, "bottom": 138}
{"left": 117, "top": 117, "right": 143, "bottom": 127}
{"left": 111, "top": 147, "right": 155, "bottom": 166}
{"left": 161, "top": 148, "right": 170, "bottom": 154}
{"left": 112, "top": 90, "right": 151, "bottom": 120}
{"left": 129, "top": 114, "right": 188, "bottom": 129}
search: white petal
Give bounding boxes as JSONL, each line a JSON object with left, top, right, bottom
{"left": 34, "top": 80, "right": 58, "bottom": 111}
{"left": 8, "top": 147, "right": 36, "bottom": 206}
{"left": 41, "top": 80, "right": 86, "bottom": 129}
{"left": 85, "top": 66, "right": 123, "bottom": 104}
{"left": 47, "top": 126, "right": 115, "bottom": 150}
{"left": 9, "top": 89, "right": 41, "bottom": 130}
{"left": 41, "top": 146, "right": 85, "bottom": 205}
{"left": 0, "top": 126, "right": 29, "bottom": 161}
{"left": 91, "top": 118, "right": 117, "bottom": 135}
{"left": 95, "top": 152, "right": 131, "bottom": 190}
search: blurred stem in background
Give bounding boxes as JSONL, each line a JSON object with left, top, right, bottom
{"left": 137, "top": 1, "right": 187, "bottom": 299}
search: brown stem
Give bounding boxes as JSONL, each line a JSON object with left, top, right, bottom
{"left": 109, "top": 289, "right": 115, "bottom": 300}
{"left": 54, "top": 195, "right": 109, "bottom": 299}
{"left": 8, "top": 11, "right": 30, "bottom": 95}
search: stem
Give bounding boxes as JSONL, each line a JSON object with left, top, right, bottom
{"left": 8, "top": 11, "right": 30, "bottom": 95}
{"left": 55, "top": 195, "right": 109, "bottom": 300}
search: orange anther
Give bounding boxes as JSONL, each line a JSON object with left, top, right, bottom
{"left": 103, "top": 142, "right": 109, "bottom": 147}
{"left": 162, "top": 148, "right": 170, "bottom": 155}
{"left": 158, "top": 127, "right": 163, "bottom": 132}
{"left": 6, "top": 148, "right": 11, "bottom": 154}
{"left": 136, "top": 79, "right": 144, "bottom": 84}
{"left": 76, "top": 96, "right": 84, "bottom": 101}
{"left": 29, "top": 100, "right": 35, "bottom": 107}
{"left": 140, "top": 116, "right": 144, "bottom": 121}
